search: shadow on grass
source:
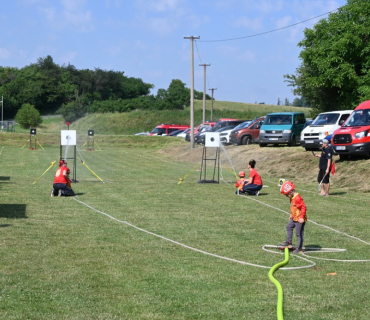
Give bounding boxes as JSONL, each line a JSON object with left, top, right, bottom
{"left": 305, "top": 244, "right": 323, "bottom": 251}
{"left": 0, "top": 176, "right": 11, "bottom": 181}
{"left": 329, "top": 192, "right": 347, "bottom": 196}
{"left": 0, "top": 204, "right": 27, "bottom": 219}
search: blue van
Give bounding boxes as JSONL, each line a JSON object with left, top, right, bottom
{"left": 259, "top": 112, "right": 306, "bottom": 147}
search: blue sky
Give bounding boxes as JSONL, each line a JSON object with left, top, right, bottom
{"left": 0, "top": 0, "right": 347, "bottom": 105}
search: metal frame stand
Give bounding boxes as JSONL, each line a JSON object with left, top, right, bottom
{"left": 29, "top": 133, "right": 37, "bottom": 150}
{"left": 60, "top": 145, "right": 77, "bottom": 182}
{"left": 87, "top": 136, "right": 95, "bottom": 151}
{"left": 198, "top": 145, "right": 220, "bottom": 184}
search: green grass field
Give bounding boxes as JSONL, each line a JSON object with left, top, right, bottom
{"left": 1, "top": 131, "right": 370, "bottom": 319}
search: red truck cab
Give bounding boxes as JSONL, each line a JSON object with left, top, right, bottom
{"left": 331, "top": 100, "right": 370, "bottom": 159}
{"left": 149, "top": 124, "right": 190, "bottom": 136}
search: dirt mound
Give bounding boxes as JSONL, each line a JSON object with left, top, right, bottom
{"left": 161, "top": 142, "right": 370, "bottom": 192}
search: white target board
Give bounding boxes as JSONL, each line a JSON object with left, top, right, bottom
{"left": 205, "top": 132, "right": 220, "bottom": 147}
{"left": 61, "top": 130, "right": 77, "bottom": 146}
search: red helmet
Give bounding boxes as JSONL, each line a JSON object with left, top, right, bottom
{"left": 59, "top": 160, "right": 66, "bottom": 167}
{"left": 239, "top": 171, "right": 245, "bottom": 178}
{"left": 280, "top": 181, "right": 295, "bottom": 195}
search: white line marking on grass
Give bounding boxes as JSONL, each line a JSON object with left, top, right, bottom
{"left": 238, "top": 194, "right": 370, "bottom": 246}
{"left": 238, "top": 194, "right": 370, "bottom": 262}
{"left": 73, "top": 197, "right": 316, "bottom": 270}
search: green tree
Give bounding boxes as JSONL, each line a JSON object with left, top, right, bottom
{"left": 284, "top": 0, "right": 370, "bottom": 114}
{"left": 15, "top": 103, "right": 43, "bottom": 128}
{"left": 57, "top": 99, "right": 87, "bottom": 123}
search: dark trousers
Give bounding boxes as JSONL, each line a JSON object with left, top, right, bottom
{"left": 243, "top": 184, "right": 262, "bottom": 195}
{"left": 286, "top": 219, "right": 306, "bottom": 249}
{"left": 53, "top": 183, "right": 75, "bottom": 196}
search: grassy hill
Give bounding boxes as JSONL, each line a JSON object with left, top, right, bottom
{"left": 12, "top": 100, "right": 311, "bottom": 135}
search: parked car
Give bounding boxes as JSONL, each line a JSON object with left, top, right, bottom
{"left": 212, "top": 119, "right": 246, "bottom": 132}
{"left": 331, "top": 100, "right": 370, "bottom": 159}
{"left": 303, "top": 119, "right": 313, "bottom": 129}
{"left": 194, "top": 127, "right": 213, "bottom": 144}
{"left": 149, "top": 124, "right": 190, "bottom": 136}
{"left": 300, "top": 110, "right": 352, "bottom": 151}
{"left": 185, "top": 122, "right": 216, "bottom": 142}
{"left": 168, "top": 129, "right": 185, "bottom": 136}
{"left": 198, "top": 125, "right": 237, "bottom": 145}
{"left": 177, "top": 128, "right": 191, "bottom": 138}
{"left": 229, "top": 117, "right": 265, "bottom": 145}
{"left": 134, "top": 132, "right": 149, "bottom": 136}
{"left": 259, "top": 112, "right": 306, "bottom": 147}
{"left": 219, "top": 125, "right": 241, "bottom": 144}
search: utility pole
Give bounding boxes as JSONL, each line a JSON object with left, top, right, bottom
{"left": 199, "top": 63, "right": 210, "bottom": 123}
{"left": 208, "top": 88, "right": 217, "bottom": 122}
{"left": 184, "top": 35, "right": 200, "bottom": 149}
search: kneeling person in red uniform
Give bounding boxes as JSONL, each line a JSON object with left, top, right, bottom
{"left": 51, "top": 160, "right": 75, "bottom": 197}
{"left": 242, "top": 159, "right": 263, "bottom": 196}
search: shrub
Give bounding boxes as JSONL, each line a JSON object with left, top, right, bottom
{"left": 14, "top": 103, "right": 43, "bottom": 129}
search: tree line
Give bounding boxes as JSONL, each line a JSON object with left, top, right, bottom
{"left": 285, "top": 0, "right": 370, "bottom": 116}
{"left": 0, "top": 55, "right": 211, "bottom": 127}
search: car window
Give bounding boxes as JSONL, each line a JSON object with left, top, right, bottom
{"left": 312, "top": 113, "right": 339, "bottom": 125}
{"left": 343, "top": 109, "right": 370, "bottom": 126}
{"left": 151, "top": 128, "right": 166, "bottom": 134}
{"left": 233, "top": 121, "right": 251, "bottom": 130}
{"left": 264, "top": 115, "right": 292, "bottom": 125}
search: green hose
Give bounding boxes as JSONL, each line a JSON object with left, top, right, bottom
{"left": 268, "top": 248, "right": 290, "bottom": 320}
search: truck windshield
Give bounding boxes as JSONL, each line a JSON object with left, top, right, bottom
{"left": 151, "top": 128, "right": 167, "bottom": 134}
{"left": 343, "top": 110, "right": 370, "bottom": 127}
{"left": 264, "top": 115, "right": 292, "bottom": 125}
{"left": 312, "top": 113, "right": 339, "bottom": 125}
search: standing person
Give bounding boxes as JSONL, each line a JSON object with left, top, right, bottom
{"left": 242, "top": 159, "right": 263, "bottom": 196}
{"left": 51, "top": 160, "right": 75, "bottom": 197}
{"left": 280, "top": 181, "right": 307, "bottom": 254}
{"left": 313, "top": 139, "right": 333, "bottom": 196}
{"left": 235, "top": 171, "right": 247, "bottom": 194}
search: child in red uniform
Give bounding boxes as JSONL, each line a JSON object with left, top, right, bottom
{"left": 51, "top": 160, "right": 75, "bottom": 197}
{"left": 235, "top": 171, "right": 247, "bottom": 194}
{"left": 280, "top": 181, "right": 307, "bottom": 254}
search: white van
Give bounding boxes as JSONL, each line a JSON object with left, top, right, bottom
{"left": 300, "top": 110, "right": 353, "bottom": 151}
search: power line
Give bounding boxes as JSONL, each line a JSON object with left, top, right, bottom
{"left": 198, "top": 8, "right": 341, "bottom": 43}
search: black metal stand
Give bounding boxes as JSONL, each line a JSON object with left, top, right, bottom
{"left": 87, "top": 136, "right": 95, "bottom": 151}
{"left": 60, "top": 145, "right": 77, "bottom": 182}
{"left": 29, "top": 133, "right": 37, "bottom": 150}
{"left": 198, "top": 145, "right": 220, "bottom": 184}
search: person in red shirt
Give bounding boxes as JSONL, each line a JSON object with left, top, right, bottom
{"left": 280, "top": 181, "right": 307, "bottom": 254}
{"left": 235, "top": 171, "right": 247, "bottom": 194}
{"left": 242, "top": 159, "right": 263, "bottom": 196}
{"left": 51, "top": 160, "right": 75, "bottom": 197}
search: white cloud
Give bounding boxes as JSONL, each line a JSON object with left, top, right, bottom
{"left": 276, "top": 15, "right": 292, "bottom": 29}
{"left": 219, "top": 45, "right": 256, "bottom": 62}
{"left": 147, "top": 17, "right": 177, "bottom": 36}
{"left": 233, "top": 16, "right": 264, "bottom": 31}
{"left": 60, "top": 0, "right": 87, "bottom": 12}
{"left": 59, "top": 51, "right": 79, "bottom": 64}
{"left": 35, "top": 0, "right": 94, "bottom": 32}
{"left": 0, "top": 48, "right": 10, "bottom": 60}
{"left": 136, "top": 0, "right": 185, "bottom": 12}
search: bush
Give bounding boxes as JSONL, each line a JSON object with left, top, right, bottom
{"left": 14, "top": 103, "right": 43, "bottom": 129}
